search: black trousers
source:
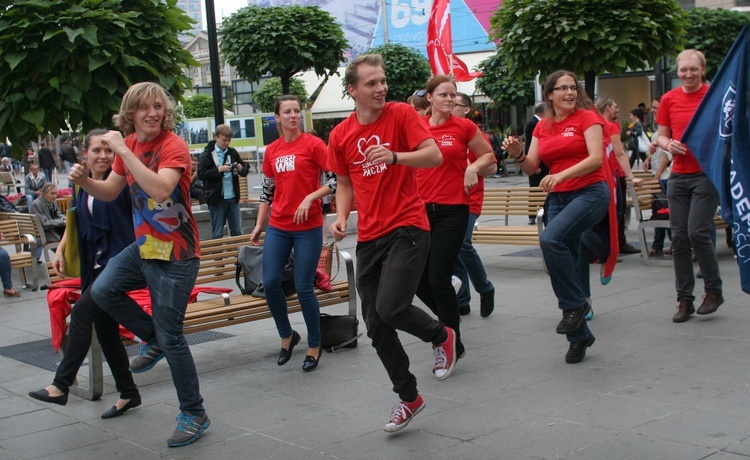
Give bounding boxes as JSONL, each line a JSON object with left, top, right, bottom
{"left": 356, "top": 227, "right": 446, "bottom": 402}
{"left": 53, "top": 272, "right": 138, "bottom": 400}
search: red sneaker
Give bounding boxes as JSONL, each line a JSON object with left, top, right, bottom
{"left": 433, "top": 327, "right": 457, "bottom": 381}
{"left": 383, "top": 395, "right": 425, "bottom": 433}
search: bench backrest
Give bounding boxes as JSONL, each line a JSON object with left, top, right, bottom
{"left": 46, "top": 233, "right": 256, "bottom": 287}
{"left": 628, "top": 180, "right": 664, "bottom": 223}
{"left": 481, "top": 187, "right": 548, "bottom": 225}
{"left": 0, "top": 212, "right": 47, "bottom": 245}
{"left": 0, "top": 219, "right": 23, "bottom": 246}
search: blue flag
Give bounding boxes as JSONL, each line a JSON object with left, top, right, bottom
{"left": 683, "top": 26, "right": 750, "bottom": 294}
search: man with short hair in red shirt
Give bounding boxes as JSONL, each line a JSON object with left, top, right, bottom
{"left": 328, "top": 53, "right": 458, "bottom": 433}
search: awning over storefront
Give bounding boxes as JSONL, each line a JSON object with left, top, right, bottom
{"left": 301, "top": 51, "right": 495, "bottom": 120}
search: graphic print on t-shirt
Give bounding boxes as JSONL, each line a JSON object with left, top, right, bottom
{"left": 562, "top": 127, "right": 576, "bottom": 138}
{"left": 355, "top": 135, "right": 388, "bottom": 177}
{"left": 437, "top": 134, "right": 456, "bottom": 147}
{"left": 275, "top": 154, "right": 296, "bottom": 173}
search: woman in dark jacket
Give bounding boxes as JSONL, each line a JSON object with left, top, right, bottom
{"left": 29, "top": 129, "right": 140, "bottom": 419}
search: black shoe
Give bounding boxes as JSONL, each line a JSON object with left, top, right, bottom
{"left": 565, "top": 335, "right": 595, "bottom": 363}
{"left": 696, "top": 292, "right": 723, "bottom": 315}
{"left": 619, "top": 243, "right": 640, "bottom": 254}
{"left": 277, "top": 331, "right": 301, "bottom": 366}
{"left": 480, "top": 288, "right": 495, "bottom": 318}
{"left": 556, "top": 303, "right": 590, "bottom": 334}
{"left": 29, "top": 388, "right": 68, "bottom": 406}
{"left": 458, "top": 304, "right": 471, "bottom": 316}
{"left": 302, "top": 347, "right": 321, "bottom": 372}
{"left": 528, "top": 218, "right": 536, "bottom": 226}
{"left": 101, "top": 394, "right": 142, "bottom": 419}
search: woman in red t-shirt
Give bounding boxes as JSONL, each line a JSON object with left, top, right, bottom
{"left": 250, "top": 95, "right": 335, "bottom": 372}
{"left": 502, "top": 70, "right": 609, "bottom": 364}
{"left": 415, "top": 75, "right": 495, "bottom": 360}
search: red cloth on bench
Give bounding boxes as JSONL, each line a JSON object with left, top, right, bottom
{"left": 46, "top": 278, "right": 232, "bottom": 351}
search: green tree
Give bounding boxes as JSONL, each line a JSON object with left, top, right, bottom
{"left": 491, "top": 0, "right": 687, "bottom": 97}
{"left": 475, "top": 49, "right": 535, "bottom": 110}
{"left": 0, "top": 0, "right": 196, "bottom": 156}
{"left": 183, "top": 94, "right": 215, "bottom": 118}
{"left": 684, "top": 7, "right": 750, "bottom": 81}
{"left": 221, "top": 6, "right": 347, "bottom": 95}
{"left": 253, "top": 78, "right": 310, "bottom": 113}
{"left": 361, "top": 43, "right": 432, "bottom": 102}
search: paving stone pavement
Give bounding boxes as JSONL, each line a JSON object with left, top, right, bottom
{"left": 1, "top": 173, "right": 749, "bottom": 459}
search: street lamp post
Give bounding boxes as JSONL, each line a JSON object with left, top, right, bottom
{"left": 205, "top": 0, "right": 224, "bottom": 126}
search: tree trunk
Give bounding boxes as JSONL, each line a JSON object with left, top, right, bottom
{"left": 584, "top": 70, "right": 596, "bottom": 103}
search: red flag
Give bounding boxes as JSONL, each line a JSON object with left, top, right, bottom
{"left": 427, "top": 0, "right": 483, "bottom": 82}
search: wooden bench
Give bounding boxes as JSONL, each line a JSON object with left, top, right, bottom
{"left": 472, "top": 187, "right": 548, "bottom": 267}
{"left": 48, "top": 234, "right": 356, "bottom": 400}
{"left": 0, "top": 220, "right": 39, "bottom": 290}
{"left": 0, "top": 212, "right": 56, "bottom": 268}
{"left": 628, "top": 179, "right": 728, "bottom": 265}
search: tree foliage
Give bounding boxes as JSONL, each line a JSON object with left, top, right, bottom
{"left": 183, "top": 94, "right": 215, "bottom": 118}
{"left": 359, "top": 43, "right": 432, "bottom": 103}
{"left": 221, "top": 6, "right": 347, "bottom": 96}
{"left": 253, "top": 78, "right": 310, "bottom": 113}
{"left": 475, "top": 49, "right": 535, "bottom": 110}
{"left": 684, "top": 8, "right": 750, "bottom": 81}
{"left": 0, "top": 0, "right": 196, "bottom": 155}
{"left": 491, "top": 0, "right": 687, "bottom": 97}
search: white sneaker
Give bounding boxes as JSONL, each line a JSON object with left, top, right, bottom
{"left": 451, "top": 276, "right": 462, "bottom": 294}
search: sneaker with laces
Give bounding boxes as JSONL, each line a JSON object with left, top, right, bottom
{"left": 433, "top": 327, "right": 457, "bottom": 381}
{"left": 565, "top": 334, "right": 595, "bottom": 363}
{"left": 556, "top": 303, "right": 590, "bottom": 334}
{"left": 383, "top": 395, "right": 425, "bottom": 433}
{"left": 696, "top": 292, "right": 724, "bottom": 315}
{"left": 129, "top": 343, "right": 165, "bottom": 373}
{"left": 168, "top": 411, "right": 210, "bottom": 447}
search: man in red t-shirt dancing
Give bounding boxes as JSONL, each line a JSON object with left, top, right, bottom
{"left": 656, "top": 49, "right": 723, "bottom": 322}
{"left": 328, "top": 54, "right": 458, "bottom": 433}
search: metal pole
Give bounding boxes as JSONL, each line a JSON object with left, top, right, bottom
{"left": 381, "top": 0, "right": 388, "bottom": 43}
{"left": 205, "top": 0, "right": 224, "bottom": 126}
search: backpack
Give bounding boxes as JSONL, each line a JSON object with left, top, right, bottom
{"left": 235, "top": 245, "right": 295, "bottom": 298}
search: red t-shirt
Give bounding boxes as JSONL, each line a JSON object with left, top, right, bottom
{"left": 263, "top": 133, "right": 328, "bottom": 231}
{"left": 112, "top": 131, "right": 199, "bottom": 261}
{"left": 605, "top": 120, "right": 625, "bottom": 178}
{"left": 327, "top": 102, "right": 432, "bottom": 242}
{"left": 416, "top": 115, "right": 478, "bottom": 205}
{"left": 468, "top": 151, "right": 485, "bottom": 216}
{"left": 533, "top": 109, "right": 606, "bottom": 192}
{"left": 656, "top": 84, "right": 709, "bottom": 174}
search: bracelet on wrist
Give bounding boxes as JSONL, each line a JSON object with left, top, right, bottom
{"left": 391, "top": 151, "right": 398, "bottom": 165}
{"left": 516, "top": 154, "right": 527, "bottom": 164}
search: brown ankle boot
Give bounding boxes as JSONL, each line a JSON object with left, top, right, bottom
{"left": 672, "top": 300, "right": 695, "bottom": 323}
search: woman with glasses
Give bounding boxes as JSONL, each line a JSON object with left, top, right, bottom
{"left": 416, "top": 75, "right": 496, "bottom": 361}
{"left": 408, "top": 89, "right": 430, "bottom": 116}
{"left": 502, "top": 70, "right": 609, "bottom": 364}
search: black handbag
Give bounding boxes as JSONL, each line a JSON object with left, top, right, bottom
{"left": 320, "top": 313, "right": 362, "bottom": 352}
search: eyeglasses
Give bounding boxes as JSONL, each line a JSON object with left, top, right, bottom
{"left": 455, "top": 103, "right": 467, "bottom": 107}
{"left": 553, "top": 85, "right": 578, "bottom": 92}
{"left": 412, "top": 89, "right": 426, "bottom": 97}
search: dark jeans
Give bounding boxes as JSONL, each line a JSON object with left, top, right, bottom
{"left": 91, "top": 243, "right": 204, "bottom": 416}
{"left": 541, "top": 182, "right": 609, "bottom": 342}
{"left": 667, "top": 172, "right": 722, "bottom": 301}
{"left": 617, "top": 176, "right": 627, "bottom": 246}
{"left": 263, "top": 225, "right": 323, "bottom": 348}
{"left": 453, "top": 212, "right": 494, "bottom": 307}
{"left": 0, "top": 247, "right": 11, "bottom": 289}
{"left": 208, "top": 198, "right": 242, "bottom": 239}
{"left": 415, "top": 204, "right": 468, "bottom": 355}
{"left": 356, "top": 227, "right": 445, "bottom": 402}
{"left": 53, "top": 277, "right": 138, "bottom": 400}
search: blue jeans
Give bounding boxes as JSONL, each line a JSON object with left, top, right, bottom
{"left": 208, "top": 198, "right": 242, "bottom": 239}
{"left": 453, "top": 212, "right": 494, "bottom": 306}
{"left": 263, "top": 225, "right": 323, "bottom": 348}
{"left": 541, "top": 182, "right": 609, "bottom": 342}
{"left": 0, "top": 247, "right": 11, "bottom": 289}
{"left": 91, "top": 243, "right": 204, "bottom": 416}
